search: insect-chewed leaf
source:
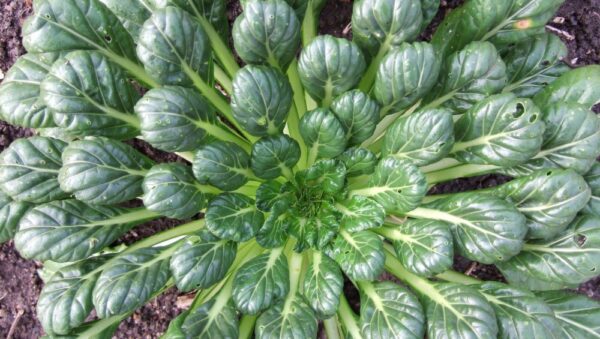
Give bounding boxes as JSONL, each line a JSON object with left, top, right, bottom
{"left": 93, "top": 247, "right": 172, "bottom": 318}
{"left": 231, "top": 65, "right": 292, "bottom": 136}
{"left": 359, "top": 281, "right": 425, "bottom": 339}
{"left": 14, "top": 200, "right": 154, "bottom": 262}
{"left": 251, "top": 134, "right": 300, "bottom": 180}
{"left": 41, "top": 51, "right": 140, "bottom": 139}
{"left": 425, "top": 41, "right": 507, "bottom": 113}
{"left": 256, "top": 200, "right": 291, "bottom": 248}
{"left": 180, "top": 298, "right": 239, "bottom": 338}
{"left": 192, "top": 140, "right": 252, "bottom": 191}
{"left": 338, "top": 147, "right": 377, "bottom": 177}
{"left": 300, "top": 159, "right": 346, "bottom": 194}
{"left": 387, "top": 219, "right": 453, "bottom": 277}
{"left": 300, "top": 108, "right": 347, "bottom": 160}
{"left": 420, "top": 193, "right": 527, "bottom": 264}
{"left": 0, "top": 53, "right": 62, "bottom": 128}
{"left": 37, "top": 257, "right": 108, "bottom": 335}
{"left": 351, "top": 0, "right": 423, "bottom": 58}
{"left": 205, "top": 193, "right": 264, "bottom": 242}
{"left": 534, "top": 64, "right": 600, "bottom": 110}
{"left": 135, "top": 86, "right": 217, "bottom": 152}
{"left": 478, "top": 281, "right": 560, "bottom": 339}
{"left": 374, "top": 42, "right": 440, "bottom": 116}
{"left": 166, "top": 0, "right": 229, "bottom": 38}
{"left": 423, "top": 282, "right": 498, "bottom": 339}
{"left": 382, "top": 108, "right": 454, "bottom": 167}
{"left": 143, "top": 163, "right": 208, "bottom": 220}
{"left": 59, "top": 137, "right": 154, "bottom": 205}
{"left": 233, "top": 0, "right": 300, "bottom": 70}
{"left": 504, "top": 33, "right": 569, "bottom": 98}
{"left": 330, "top": 230, "right": 384, "bottom": 281}
{"left": 498, "top": 214, "right": 600, "bottom": 291}
{"left": 232, "top": 247, "right": 289, "bottom": 314}
{"left": 330, "top": 90, "right": 379, "bottom": 145}
{"left": 584, "top": 162, "right": 600, "bottom": 217}
{"left": 99, "top": 0, "right": 154, "bottom": 41}
{"left": 255, "top": 294, "right": 318, "bottom": 339}
{"left": 137, "top": 6, "right": 210, "bottom": 86}
{"left": 298, "top": 35, "right": 366, "bottom": 103}
{"left": 0, "top": 136, "right": 68, "bottom": 203}
{"left": 351, "top": 157, "right": 427, "bottom": 213}
{"left": 170, "top": 235, "right": 236, "bottom": 292}
{"left": 538, "top": 290, "right": 600, "bottom": 338}
{"left": 492, "top": 169, "right": 591, "bottom": 239}
{"left": 503, "top": 102, "right": 600, "bottom": 176}
{"left": 22, "top": 0, "right": 137, "bottom": 61}
{"left": 338, "top": 195, "right": 385, "bottom": 232}
{"left": 0, "top": 191, "right": 31, "bottom": 244}
{"left": 302, "top": 251, "right": 343, "bottom": 319}
{"left": 451, "top": 93, "right": 544, "bottom": 167}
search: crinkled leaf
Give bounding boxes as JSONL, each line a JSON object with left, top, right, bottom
{"left": 360, "top": 281, "right": 425, "bottom": 339}
{"left": 135, "top": 86, "right": 218, "bottom": 152}
{"left": 170, "top": 235, "right": 236, "bottom": 292}
{"left": 300, "top": 159, "right": 346, "bottom": 194}
{"left": 99, "top": 0, "right": 155, "bottom": 41}
{"left": 351, "top": 157, "right": 427, "bottom": 213}
{"left": 451, "top": 93, "right": 544, "bottom": 167}
{"left": 0, "top": 136, "right": 67, "bottom": 203}
{"left": 330, "top": 230, "right": 384, "bottom": 281}
{"left": 478, "top": 281, "right": 560, "bottom": 339}
{"left": 41, "top": 51, "right": 140, "bottom": 139}
{"left": 137, "top": 6, "right": 210, "bottom": 86}
{"left": 388, "top": 219, "right": 453, "bottom": 277}
{"left": 302, "top": 202, "right": 340, "bottom": 250}
{"left": 351, "top": 0, "right": 423, "bottom": 58}
{"left": 302, "top": 251, "right": 343, "bottom": 319}
{"left": 382, "top": 108, "right": 454, "bottom": 167}
{"left": 298, "top": 35, "right": 366, "bottom": 103}
{"left": 233, "top": 0, "right": 300, "bottom": 70}
{"left": 166, "top": 0, "right": 229, "bottom": 38}
{"left": 331, "top": 90, "right": 379, "bottom": 145}
{"left": 0, "top": 53, "right": 61, "bottom": 128}
{"left": 205, "top": 192, "right": 264, "bottom": 242}
{"left": 493, "top": 169, "right": 591, "bottom": 239}
{"left": 14, "top": 200, "right": 152, "bottom": 262}
{"left": 338, "top": 147, "right": 377, "bottom": 177}
{"left": 192, "top": 141, "right": 252, "bottom": 191}
{"left": 374, "top": 42, "right": 440, "bottom": 116}
{"left": 232, "top": 248, "right": 289, "bottom": 314}
{"left": 142, "top": 163, "right": 208, "bottom": 220}
{"left": 251, "top": 134, "right": 300, "bottom": 180}
{"left": 538, "top": 290, "right": 600, "bottom": 338}
{"left": 584, "top": 162, "right": 600, "bottom": 217}
{"left": 93, "top": 247, "right": 171, "bottom": 318}
{"left": 338, "top": 195, "right": 385, "bottom": 232}
{"left": 504, "top": 33, "right": 569, "bottom": 98}
{"left": 300, "top": 108, "right": 347, "bottom": 160}
{"left": 256, "top": 180, "right": 288, "bottom": 212}
{"left": 231, "top": 65, "right": 292, "bottom": 136}
{"left": 422, "top": 193, "right": 527, "bottom": 263}
{"left": 181, "top": 299, "right": 239, "bottom": 338}
{"left": 256, "top": 200, "right": 291, "bottom": 248}
{"left": 425, "top": 41, "right": 507, "bottom": 113}
{"left": 255, "top": 295, "right": 318, "bottom": 339}
{"left": 423, "top": 282, "right": 498, "bottom": 339}
{"left": 59, "top": 137, "right": 153, "bottom": 205}
{"left": 534, "top": 64, "right": 600, "bottom": 110}
{"left": 0, "top": 191, "right": 31, "bottom": 243}
{"left": 498, "top": 214, "right": 600, "bottom": 291}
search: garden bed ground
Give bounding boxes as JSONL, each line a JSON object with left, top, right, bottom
{"left": 0, "top": 0, "right": 599, "bottom": 337}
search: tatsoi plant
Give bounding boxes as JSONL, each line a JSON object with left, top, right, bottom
{"left": 2, "top": 0, "right": 600, "bottom": 337}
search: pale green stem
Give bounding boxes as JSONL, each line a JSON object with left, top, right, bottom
{"left": 425, "top": 164, "right": 500, "bottom": 185}
{"left": 358, "top": 41, "right": 391, "bottom": 93}
{"left": 214, "top": 64, "right": 233, "bottom": 94}
{"left": 239, "top": 315, "right": 258, "bottom": 339}
{"left": 436, "top": 270, "right": 480, "bottom": 285}
{"left": 286, "top": 104, "right": 307, "bottom": 166}
{"left": 337, "top": 294, "right": 362, "bottom": 339}
{"left": 301, "top": 0, "right": 318, "bottom": 46}
{"left": 196, "top": 16, "right": 240, "bottom": 78}
{"left": 287, "top": 60, "right": 308, "bottom": 116}
{"left": 323, "top": 317, "right": 342, "bottom": 339}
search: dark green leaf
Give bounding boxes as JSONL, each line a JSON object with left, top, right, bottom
{"left": 338, "top": 195, "right": 385, "bottom": 232}
{"left": 300, "top": 108, "right": 347, "bottom": 160}
{"left": 99, "top": 0, "right": 154, "bottom": 41}
{"left": 533, "top": 64, "right": 600, "bottom": 110}
{"left": 302, "top": 251, "right": 343, "bottom": 319}
{"left": 181, "top": 299, "right": 239, "bottom": 338}
{"left": 331, "top": 90, "right": 379, "bottom": 145}
{"left": 538, "top": 290, "right": 600, "bottom": 338}
{"left": 584, "top": 162, "right": 600, "bottom": 217}
{"left": 256, "top": 180, "right": 289, "bottom": 212}
{"left": 300, "top": 202, "right": 340, "bottom": 250}
{"left": 255, "top": 294, "right": 318, "bottom": 339}
{"left": 330, "top": 230, "right": 384, "bottom": 281}
{"left": 251, "top": 135, "right": 300, "bottom": 180}
{"left": 301, "top": 159, "right": 346, "bottom": 194}
{"left": 420, "top": 0, "right": 440, "bottom": 28}
{"left": 205, "top": 193, "right": 264, "bottom": 242}
{"left": 338, "top": 147, "right": 377, "bottom": 177}
{"left": 0, "top": 191, "right": 31, "bottom": 243}
{"left": 256, "top": 200, "right": 291, "bottom": 248}
{"left": 192, "top": 141, "right": 252, "bottom": 191}
{"left": 166, "top": 0, "right": 229, "bottom": 38}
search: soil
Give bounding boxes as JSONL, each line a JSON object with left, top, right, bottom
{"left": 0, "top": 0, "right": 599, "bottom": 338}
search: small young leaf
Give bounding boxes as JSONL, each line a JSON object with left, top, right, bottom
{"left": 331, "top": 90, "right": 379, "bottom": 145}
{"left": 330, "top": 230, "right": 384, "bottom": 281}
{"left": 538, "top": 290, "right": 600, "bottom": 338}
{"left": 298, "top": 35, "right": 366, "bottom": 103}
{"left": 59, "top": 137, "right": 154, "bottom": 205}
{"left": 251, "top": 135, "right": 300, "bottom": 180}
{"left": 0, "top": 136, "right": 68, "bottom": 203}
{"left": 301, "top": 202, "right": 341, "bottom": 250}
{"left": 255, "top": 294, "right": 318, "bottom": 339}
{"left": 0, "top": 191, "right": 31, "bottom": 244}
{"left": 256, "top": 200, "right": 291, "bottom": 248}
{"left": 300, "top": 109, "right": 347, "bottom": 160}
{"left": 205, "top": 193, "right": 264, "bottom": 242}
{"left": 232, "top": 248, "right": 289, "bottom": 314}
{"left": 142, "top": 163, "right": 208, "bottom": 220}
{"left": 302, "top": 251, "right": 343, "bottom": 319}
{"left": 382, "top": 108, "right": 454, "bottom": 166}
{"left": 93, "top": 247, "right": 172, "bottom": 318}
{"left": 300, "top": 159, "right": 346, "bottom": 194}
{"left": 534, "top": 65, "right": 600, "bottom": 110}
{"left": 181, "top": 299, "right": 239, "bottom": 338}
{"left": 337, "top": 147, "right": 377, "bottom": 177}
{"left": 256, "top": 180, "right": 288, "bottom": 212}
{"left": 231, "top": 65, "right": 293, "bottom": 136}
{"left": 338, "top": 195, "right": 385, "bottom": 232}
{"left": 584, "top": 162, "right": 600, "bottom": 217}
{"left": 193, "top": 141, "right": 252, "bottom": 191}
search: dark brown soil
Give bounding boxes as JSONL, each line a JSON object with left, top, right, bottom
{"left": 0, "top": 0, "right": 599, "bottom": 338}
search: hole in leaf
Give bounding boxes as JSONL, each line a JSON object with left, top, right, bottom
{"left": 512, "top": 103, "right": 525, "bottom": 118}
{"left": 591, "top": 267, "right": 597, "bottom": 272}
{"left": 541, "top": 60, "right": 550, "bottom": 67}
{"left": 575, "top": 234, "right": 587, "bottom": 247}
{"left": 546, "top": 171, "right": 553, "bottom": 176}
{"left": 44, "top": 14, "right": 51, "bottom": 19}
{"left": 104, "top": 35, "right": 113, "bottom": 43}
{"left": 529, "top": 114, "right": 538, "bottom": 123}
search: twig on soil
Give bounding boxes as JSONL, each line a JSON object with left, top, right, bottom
{"left": 546, "top": 25, "right": 575, "bottom": 40}
{"left": 0, "top": 292, "right": 7, "bottom": 301}
{"left": 464, "top": 262, "right": 478, "bottom": 276}
{"left": 6, "top": 309, "right": 24, "bottom": 339}
{"left": 342, "top": 23, "right": 352, "bottom": 36}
